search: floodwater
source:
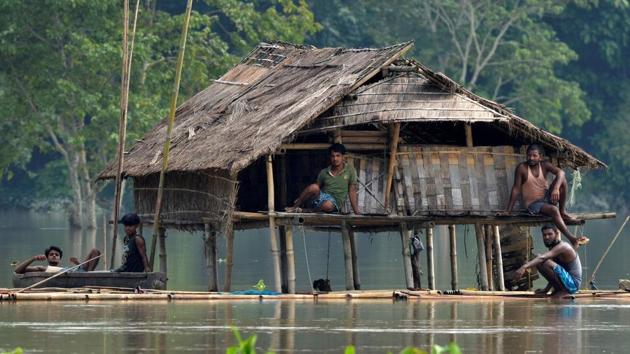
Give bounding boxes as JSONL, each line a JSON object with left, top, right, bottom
{"left": 1, "top": 210, "right": 629, "bottom": 353}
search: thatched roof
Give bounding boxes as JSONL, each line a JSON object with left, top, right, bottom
{"left": 99, "top": 42, "right": 604, "bottom": 179}
{"left": 100, "top": 41, "right": 413, "bottom": 178}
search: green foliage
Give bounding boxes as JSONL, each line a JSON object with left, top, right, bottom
{"left": 0, "top": 348, "right": 23, "bottom": 354}
{"left": 0, "top": 0, "right": 318, "bottom": 209}
{"left": 226, "top": 327, "right": 274, "bottom": 354}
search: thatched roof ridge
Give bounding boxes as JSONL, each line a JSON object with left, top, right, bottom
{"left": 99, "top": 41, "right": 414, "bottom": 178}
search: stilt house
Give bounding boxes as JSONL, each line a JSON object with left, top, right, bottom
{"left": 99, "top": 42, "right": 613, "bottom": 293}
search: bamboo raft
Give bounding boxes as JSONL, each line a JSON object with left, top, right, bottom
{"left": 1, "top": 288, "right": 629, "bottom": 302}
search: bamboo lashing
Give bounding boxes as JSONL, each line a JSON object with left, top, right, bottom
{"left": 149, "top": 0, "right": 193, "bottom": 269}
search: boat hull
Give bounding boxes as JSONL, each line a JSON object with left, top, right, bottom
{"left": 12, "top": 271, "right": 167, "bottom": 290}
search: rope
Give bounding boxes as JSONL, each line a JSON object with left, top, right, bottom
{"left": 299, "top": 225, "right": 314, "bottom": 291}
{"left": 590, "top": 215, "right": 630, "bottom": 284}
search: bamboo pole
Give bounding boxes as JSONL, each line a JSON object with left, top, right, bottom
{"left": 149, "top": 0, "right": 193, "bottom": 269}
{"left": 475, "top": 223, "right": 489, "bottom": 291}
{"left": 340, "top": 221, "right": 355, "bottom": 290}
{"left": 485, "top": 224, "right": 494, "bottom": 291}
{"left": 158, "top": 226, "right": 167, "bottom": 275}
{"left": 223, "top": 225, "right": 234, "bottom": 292}
{"left": 285, "top": 226, "right": 296, "bottom": 294}
{"left": 493, "top": 225, "right": 506, "bottom": 291}
{"left": 426, "top": 226, "right": 435, "bottom": 290}
{"left": 267, "top": 155, "right": 282, "bottom": 293}
{"left": 449, "top": 225, "right": 458, "bottom": 291}
{"left": 400, "top": 223, "right": 414, "bottom": 289}
{"left": 279, "top": 227, "right": 288, "bottom": 293}
{"left": 384, "top": 123, "right": 401, "bottom": 210}
{"left": 204, "top": 223, "right": 218, "bottom": 292}
{"left": 348, "top": 226, "right": 361, "bottom": 290}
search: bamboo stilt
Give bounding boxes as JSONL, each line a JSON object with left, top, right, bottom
{"left": 465, "top": 123, "right": 473, "bottom": 147}
{"left": 267, "top": 155, "right": 282, "bottom": 293}
{"left": 223, "top": 225, "right": 234, "bottom": 292}
{"left": 279, "top": 226, "right": 288, "bottom": 293}
{"left": 426, "top": 226, "right": 435, "bottom": 290}
{"left": 348, "top": 226, "right": 361, "bottom": 290}
{"left": 204, "top": 223, "right": 218, "bottom": 292}
{"left": 449, "top": 225, "right": 458, "bottom": 291}
{"left": 493, "top": 225, "right": 506, "bottom": 291}
{"left": 340, "top": 221, "right": 355, "bottom": 290}
{"left": 475, "top": 223, "right": 489, "bottom": 291}
{"left": 158, "top": 226, "right": 167, "bottom": 275}
{"left": 485, "top": 224, "right": 494, "bottom": 291}
{"left": 285, "top": 226, "right": 296, "bottom": 294}
{"left": 384, "top": 123, "right": 401, "bottom": 210}
{"left": 400, "top": 223, "right": 414, "bottom": 289}
{"left": 149, "top": 0, "right": 194, "bottom": 269}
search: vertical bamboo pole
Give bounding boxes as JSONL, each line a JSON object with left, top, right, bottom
{"left": 384, "top": 123, "right": 401, "bottom": 210}
{"left": 285, "top": 226, "right": 296, "bottom": 294}
{"left": 348, "top": 226, "right": 361, "bottom": 290}
{"left": 493, "top": 225, "right": 506, "bottom": 291}
{"left": 279, "top": 226, "right": 288, "bottom": 293}
{"left": 340, "top": 221, "right": 355, "bottom": 290}
{"left": 400, "top": 223, "right": 414, "bottom": 289}
{"left": 475, "top": 223, "right": 489, "bottom": 291}
{"left": 204, "top": 223, "right": 218, "bottom": 292}
{"left": 149, "top": 0, "right": 194, "bottom": 269}
{"left": 102, "top": 214, "right": 108, "bottom": 270}
{"left": 448, "top": 224, "right": 458, "bottom": 290}
{"left": 465, "top": 123, "right": 473, "bottom": 147}
{"left": 158, "top": 226, "right": 167, "bottom": 274}
{"left": 267, "top": 155, "right": 282, "bottom": 293}
{"left": 223, "top": 226, "right": 234, "bottom": 292}
{"left": 485, "top": 224, "right": 494, "bottom": 291}
{"left": 426, "top": 226, "right": 435, "bottom": 290}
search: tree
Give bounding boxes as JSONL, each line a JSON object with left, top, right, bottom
{"left": 308, "top": 0, "right": 590, "bottom": 133}
{"left": 0, "top": 0, "right": 318, "bottom": 227}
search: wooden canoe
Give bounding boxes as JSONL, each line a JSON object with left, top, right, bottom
{"left": 12, "top": 271, "right": 167, "bottom": 290}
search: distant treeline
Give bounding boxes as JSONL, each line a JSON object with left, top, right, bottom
{"left": 0, "top": 1, "right": 627, "bottom": 222}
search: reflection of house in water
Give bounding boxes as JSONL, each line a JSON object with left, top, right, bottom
{"left": 99, "top": 42, "right": 613, "bottom": 293}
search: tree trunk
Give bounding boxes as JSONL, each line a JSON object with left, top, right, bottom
{"left": 67, "top": 152, "right": 84, "bottom": 229}
{"left": 79, "top": 143, "right": 97, "bottom": 229}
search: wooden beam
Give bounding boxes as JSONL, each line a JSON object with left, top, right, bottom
{"left": 267, "top": 155, "right": 283, "bottom": 293}
{"left": 400, "top": 223, "right": 414, "bottom": 290}
{"left": 384, "top": 123, "right": 401, "bottom": 209}
{"left": 465, "top": 123, "right": 473, "bottom": 147}
{"left": 493, "top": 225, "right": 506, "bottom": 291}
{"left": 448, "top": 225, "right": 458, "bottom": 291}
{"left": 475, "top": 224, "right": 489, "bottom": 291}
{"left": 426, "top": 226, "right": 435, "bottom": 290}
{"left": 223, "top": 225, "right": 234, "bottom": 292}
{"left": 281, "top": 143, "right": 387, "bottom": 151}
{"left": 340, "top": 221, "right": 355, "bottom": 290}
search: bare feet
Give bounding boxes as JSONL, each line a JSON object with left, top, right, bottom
{"left": 284, "top": 207, "right": 303, "bottom": 213}
{"left": 550, "top": 290, "right": 569, "bottom": 299}
{"left": 561, "top": 212, "right": 581, "bottom": 225}
{"left": 571, "top": 235, "right": 589, "bottom": 249}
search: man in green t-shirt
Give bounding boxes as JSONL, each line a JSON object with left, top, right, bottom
{"left": 286, "top": 143, "right": 360, "bottom": 214}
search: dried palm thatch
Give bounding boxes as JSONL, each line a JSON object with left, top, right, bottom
{"left": 99, "top": 41, "right": 414, "bottom": 179}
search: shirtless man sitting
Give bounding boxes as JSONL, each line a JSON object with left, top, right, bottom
{"left": 514, "top": 224, "right": 582, "bottom": 298}
{"left": 286, "top": 143, "right": 360, "bottom": 214}
{"left": 14, "top": 245, "right": 101, "bottom": 274}
{"left": 505, "top": 144, "right": 588, "bottom": 248}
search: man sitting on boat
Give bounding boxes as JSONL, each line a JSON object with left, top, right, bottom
{"left": 286, "top": 143, "right": 360, "bottom": 214}
{"left": 505, "top": 144, "right": 588, "bottom": 248}
{"left": 14, "top": 245, "right": 101, "bottom": 274}
{"left": 514, "top": 224, "right": 582, "bottom": 298}
{"left": 113, "top": 213, "right": 151, "bottom": 272}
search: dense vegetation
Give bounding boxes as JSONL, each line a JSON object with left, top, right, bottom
{"left": 0, "top": 0, "right": 628, "bottom": 226}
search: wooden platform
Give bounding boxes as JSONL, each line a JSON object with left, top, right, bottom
{"left": 1, "top": 288, "right": 629, "bottom": 302}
